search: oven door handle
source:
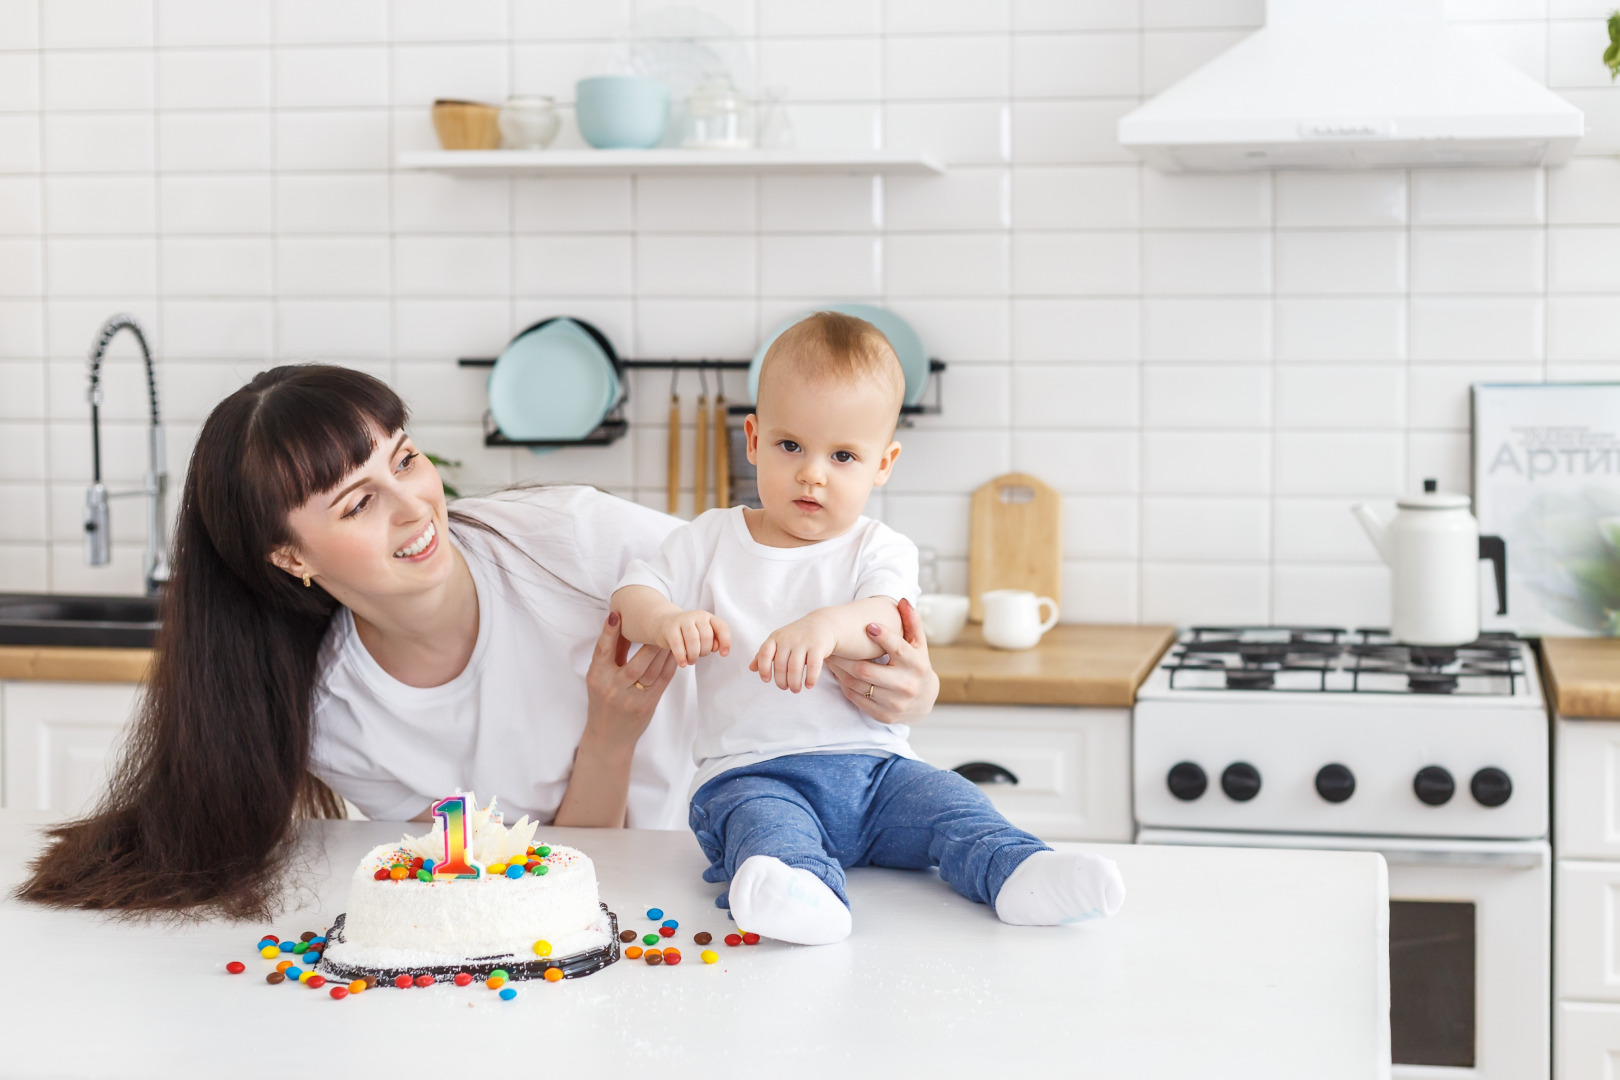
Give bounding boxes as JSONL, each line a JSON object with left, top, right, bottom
{"left": 1376, "top": 848, "right": 1543, "bottom": 870}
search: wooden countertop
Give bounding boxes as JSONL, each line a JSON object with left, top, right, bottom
{"left": 0, "top": 645, "right": 152, "bottom": 683}
{"left": 1541, "top": 637, "right": 1620, "bottom": 718}
{"left": 931, "top": 623, "right": 1177, "bottom": 707}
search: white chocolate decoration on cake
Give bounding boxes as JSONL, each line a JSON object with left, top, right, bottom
{"left": 320, "top": 793, "right": 609, "bottom": 970}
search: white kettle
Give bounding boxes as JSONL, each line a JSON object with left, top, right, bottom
{"left": 1352, "top": 479, "right": 1508, "bottom": 647}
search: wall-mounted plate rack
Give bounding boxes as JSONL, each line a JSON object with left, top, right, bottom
{"left": 457, "top": 356, "right": 945, "bottom": 448}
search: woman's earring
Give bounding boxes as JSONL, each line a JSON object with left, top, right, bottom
{"left": 302, "top": 571, "right": 312, "bottom": 588}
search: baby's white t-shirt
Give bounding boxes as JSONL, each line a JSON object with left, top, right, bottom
{"left": 616, "top": 506, "right": 921, "bottom": 795}
{"left": 308, "top": 485, "right": 698, "bottom": 827}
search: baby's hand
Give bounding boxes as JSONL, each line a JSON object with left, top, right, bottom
{"left": 750, "top": 614, "right": 839, "bottom": 693}
{"left": 654, "top": 609, "right": 731, "bottom": 667}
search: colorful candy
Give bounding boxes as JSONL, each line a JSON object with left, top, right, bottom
{"left": 663, "top": 948, "right": 682, "bottom": 966}
{"left": 417, "top": 869, "right": 433, "bottom": 882}
{"left": 275, "top": 960, "right": 293, "bottom": 973}
{"left": 373, "top": 867, "right": 390, "bottom": 880}
{"left": 491, "top": 968, "right": 509, "bottom": 980}
{"left": 394, "top": 974, "right": 414, "bottom": 989}
{"left": 453, "top": 973, "right": 472, "bottom": 987}
{"left": 301, "top": 952, "right": 320, "bottom": 965}
{"left": 499, "top": 987, "right": 517, "bottom": 1000}
{"left": 742, "top": 933, "right": 761, "bottom": 945}
{"left": 505, "top": 865, "right": 524, "bottom": 880}
{"left": 642, "top": 933, "right": 658, "bottom": 946}
{"left": 329, "top": 985, "right": 348, "bottom": 1000}
{"left": 662, "top": 919, "right": 678, "bottom": 930}
{"left": 625, "top": 946, "right": 643, "bottom": 960}
{"left": 694, "top": 932, "right": 712, "bottom": 945}
{"left": 659, "top": 926, "right": 675, "bottom": 938}
{"left": 532, "top": 940, "right": 552, "bottom": 957}
{"left": 485, "top": 975, "right": 506, "bottom": 990}
{"left": 619, "top": 930, "right": 637, "bottom": 943}
{"left": 266, "top": 972, "right": 285, "bottom": 985}
{"left": 724, "top": 934, "right": 742, "bottom": 947}
{"left": 259, "top": 944, "right": 279, "bottom": 959}
{"left": 701, "top": 950, "right": 718, "bottom": 964}
{"left": 306, "top": 975, "right": 325, "bottom": 989}
{"left": 259, "top": 935, "right": 279, "bottom": 945}
{"left": 537, "top": 846, "right": 551, "bottom": 857}
{"left": 389, "top": 867, "right": 408, "bottom": 881}
{"left": 414, "top": 974, "right": 434, "bottom": 987}
{"left": 296, "top": 970, "right": 312, "bottom": 983}
{"left": 645, "top": 951, "right": 663, "bottom": 966}
{"left": 488, "top": 864, "right": 507, "bottom": 876}
{"left": 299, "top": 931, "right": 316, "bottom": 942}
{"left": 279, "top": 940, "right": 296, "bottom": 952}
{"left": 225, "top": 961, "right": 245, "bottom": 974}
{"left": 646, "top": 908, "right": 664, "bottom": 920}
{"left": 292, "top": 941, "right": 308, "bottom": 955}
{"left": 348, "top": 980, "right": 366, "bottom": 994}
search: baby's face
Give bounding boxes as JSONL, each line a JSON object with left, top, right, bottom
{"left": 745, "top": 372, "right": 901, "bottom": 546}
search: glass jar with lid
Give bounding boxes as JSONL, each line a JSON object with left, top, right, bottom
{"left": 682, "top": 74, "right": 750, "bottom": 149}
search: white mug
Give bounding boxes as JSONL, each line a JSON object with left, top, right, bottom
{"left": 916, "top": 593, "right": 970, "bottom": 646}
{"left": 980, "top": 589, "right": 1059, "bottom": 650}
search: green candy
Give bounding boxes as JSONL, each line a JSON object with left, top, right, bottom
{"left": 536, "top": 846, "right": 551, "bottom": 857}
{"left": 490, "top": 969, "right": 509, "bottom": 981}
{"left": 536, "top": 865, "right": 548, "bottom": 876}
{"left": 642, "top": 933, "right": 658, "bottom": 946}
{"left": 416, "top": 868, "right": 432, "bottom": 882}
{"left": 292, "top": 941, "right": 308, "bottom": 954}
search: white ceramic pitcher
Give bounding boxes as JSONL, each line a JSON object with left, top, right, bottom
{"left": 1352, "top": 479, "right": 1508, "bottom": 646}
{"left": 980, "top": 589, "right": 1060, "bottom": 650}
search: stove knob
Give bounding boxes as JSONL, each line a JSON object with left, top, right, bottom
{"left": 1315, "top": 763, "right": 1356, "bottom": 804}
{"left": 1470, "top": 767, "right": 1513, "bottom": 808}
{"left": 1167, "top": 761, "right": 1207, "bottom": 801}
{"left": 1413, "top": 765, "right": 1455, "bottom": 806}
{"left": 1221, "top": 762, "right": 1261, "bottom": 802}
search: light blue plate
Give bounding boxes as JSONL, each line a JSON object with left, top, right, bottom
{"left": 488, "top": 318, "right": 619, "bottom": 447}
{"left": 747, "top": 305, "right": 929, "bottom": 408}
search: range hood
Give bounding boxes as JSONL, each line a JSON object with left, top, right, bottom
{"left": 1117, "top": 0, "right": 1584, "bottom": 172}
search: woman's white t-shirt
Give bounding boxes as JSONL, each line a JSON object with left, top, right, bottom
{"left": 307, "top": 485, "right": 696, "bottom": 827}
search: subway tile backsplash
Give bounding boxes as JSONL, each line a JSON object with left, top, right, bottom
{"left": 0, "top": 0, "right": 1615, "bottom": 627}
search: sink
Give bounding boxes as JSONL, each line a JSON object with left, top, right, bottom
{"left": 0, "top": 593, "right": 160, "bottom": 648}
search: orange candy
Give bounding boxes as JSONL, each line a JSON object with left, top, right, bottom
{"left": 543, "top": 968, "right": 563, "bottom": 983}
{"left": 388, "top": 866, "right": 408, "bottom": 881}
{"left": 625, "top": 946, "right": 643, "bottom": 959}
{"left": 486, "top": 975, "right": 506, "bottom": 990}
{"left": 275, "top": 960, "right": 294, "bottom": 973}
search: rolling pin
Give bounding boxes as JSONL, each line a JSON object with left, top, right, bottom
{"left": 666, "top": 377, "right": 680, "bottom": 515}
{"left": 714, "top": 387, "right": 729, "bottom": 509}
{"left": 693, "top": 381, "right": 709, "bottom": 515}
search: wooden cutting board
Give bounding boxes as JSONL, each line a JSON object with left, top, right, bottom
{"left": 968, "top": 472, "right": 1062, "bottom": 622}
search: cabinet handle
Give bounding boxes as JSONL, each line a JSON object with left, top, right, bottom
{"left": 954, "top": 762, "right": 1018, "bottom": 786}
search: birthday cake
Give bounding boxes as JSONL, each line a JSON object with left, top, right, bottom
{"left": 317, "top": 794, "right": 618, "bottom": 983}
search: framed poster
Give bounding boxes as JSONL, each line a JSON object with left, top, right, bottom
{"left": 1472, "top": 383, "right": 1620, "bottom": 638}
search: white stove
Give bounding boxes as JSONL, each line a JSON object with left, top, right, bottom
{"left": 1133, "top": 626, "right": 1550, "bottom": 1079}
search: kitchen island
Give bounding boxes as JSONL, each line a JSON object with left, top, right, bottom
{"left": 0, "top": 814, "right": 1389, "bottom": 1079}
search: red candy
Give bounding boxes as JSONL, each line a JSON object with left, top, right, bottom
{"left": 410, "top": 857, "right": 424, "bottom": 871}
{"left": 724, "top": 933, "right": 742, "bottom": 946}
{"left": 658, "top": 925, "right": 675, "bottom": 938}
{"left": 394, "top": 974, "right": 414, "bottom": 989}
{"left": 663, "top": 950, "right": 683, "bottom": 966}
{"left": 261, "top": 935, "right": 279, "bottom": 944}
{"left": 306, "top": 975, "right": 326, "bottom": 989}
{"left": 453, "top": 972, "right": 472, "bottom": 987}
{"left": 742, "top": 933, "right": 761, "bottom": 945}
{"left": 329, "top": 986, "right": 349, "bottom": 1000}
{"left": 414, "top": 974, "right": 434, "bottom": 987}
{"left": 225, "top": 961, "right": 245, "bottom": 974}
{"left": 373, "top": 868, "right": 390, "bottom": 881}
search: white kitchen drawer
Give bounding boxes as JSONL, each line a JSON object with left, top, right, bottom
{"left": 2, "top": 681, "right": 140, "bottom": 813}
{"left": 1557, "top": 1001, "right": 1620, "bottom": 1080}
{"left": 1557, "top": 859, "right": 1620, "bottom": 1003}
{"left": 906, "top": 705, "right": 1131, "bottom": 842}
{"left": 1556, "top": 719, "right": 1620, "bottom": 860}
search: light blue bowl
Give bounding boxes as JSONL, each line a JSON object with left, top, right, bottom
{"left": 575, "top": 76, "right": 670, "bottom": 150}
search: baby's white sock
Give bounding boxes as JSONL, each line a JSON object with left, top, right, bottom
{"left": 994, "top": 850, "right": 1126, "bottom": 926}
{"left": 728, "top": 855, "right": 852, "bottom": 945}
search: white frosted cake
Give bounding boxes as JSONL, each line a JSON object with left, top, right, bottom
{"left": 318, "top": 793, "right": 617, "bottom": 980}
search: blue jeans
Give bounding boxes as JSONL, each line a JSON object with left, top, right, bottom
{"left": 689, "top": 753, "right": 1050, "bottom": 911}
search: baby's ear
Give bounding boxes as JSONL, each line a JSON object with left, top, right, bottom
{"left": 743, "top": 414, "right": 760, "bottom": 465}
{"left": 872, "top": 440, "right": 902, "bottom": 487}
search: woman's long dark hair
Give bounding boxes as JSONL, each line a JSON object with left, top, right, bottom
{"left": 16, "top": 364, "right": 409, "bottom": 919}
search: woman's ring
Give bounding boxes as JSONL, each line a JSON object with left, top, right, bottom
{"left": 633, "top": 680, "right": 648, "bottom": 690}
{"left": 865, "top": 683, "right": 875, "bottom": 698}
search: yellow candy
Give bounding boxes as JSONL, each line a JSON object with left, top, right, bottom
{"left": 486, "top": 976, "right": 505, "bottom": 990}
{"left": 532, "top": 940, "right": 552, "bottom": 957}
{"left": 297, "top": 970, "right": 312, "bottom": 983}
{"left": 488, "top": 864, "right": 507, "bottom": 876}
{"left": 348, "top": 979, "right": 366, "bottom": 994}
{"left": 701, "top": 950, "right": 718, "bottom": 964}
{"left": 259, "top": 945, "right": 279, "bottom": 959}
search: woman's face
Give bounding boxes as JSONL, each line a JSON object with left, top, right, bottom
{"left": 273, "top": 427, "right": 453, "bottom": 601}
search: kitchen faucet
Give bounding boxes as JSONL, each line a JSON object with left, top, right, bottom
{"left": 83, "top": 314, "right": 169, "bottom": 596}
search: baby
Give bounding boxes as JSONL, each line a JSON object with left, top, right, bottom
{"left": 613, "top": 311, "right": 1124, "bottom": 944}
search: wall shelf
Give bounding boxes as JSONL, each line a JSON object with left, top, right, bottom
{"left": 399, "top": 148, "right": 945, "bottom": 177}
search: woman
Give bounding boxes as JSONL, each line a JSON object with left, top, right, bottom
{"left": 18, "top": 365, "right": 938, "bottom": 919}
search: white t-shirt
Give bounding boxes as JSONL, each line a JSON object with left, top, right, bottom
{"left": 616, "top": 506, "right": 920, "bottom": 794}
{"left": 308, "top": 485, "right": 697, "bottom": 827}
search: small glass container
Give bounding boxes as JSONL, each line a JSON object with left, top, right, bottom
{"left": 498, "top": 95, "right": 561, "bottom": 150}
{"left": 683, "top": 75, "right": 750, "bottom": 149}
{"left": 755, "top": 86, "right": 795, "bottom": 150}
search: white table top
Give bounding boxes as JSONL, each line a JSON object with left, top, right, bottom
{"left": 0, "top": 815, "right": 1390, "bottom": 1079}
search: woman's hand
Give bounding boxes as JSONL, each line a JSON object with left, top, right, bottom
{"left": 823, "top": 598, "right": 940, "bottom": 726}
{"left": 554, "top": 612, "right": 678, "bottom": 827}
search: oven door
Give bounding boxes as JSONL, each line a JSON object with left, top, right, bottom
{"left": 1137, "top": 829, "right": 1549, "bottom": 1080}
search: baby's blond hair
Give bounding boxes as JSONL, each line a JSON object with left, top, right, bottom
{"left": 757, "top": 311, "right": 905, "bottom": 415}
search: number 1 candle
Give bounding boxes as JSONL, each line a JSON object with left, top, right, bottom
{"left": 431, "top": 794, "right": 483, "bottom": 878}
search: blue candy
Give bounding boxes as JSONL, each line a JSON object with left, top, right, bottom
{"left": 661, "top": 919, "right": 678, "bottom": 930}
{"left": 646, "top": 908, "right": 663, "bottom": 921}
{"left": 421, "top": 860, "right": 434, "bottom": 873}
{"left": 279, "top": 940, "right": 296, "bottom": 952}
{"left": 303, "top": 951, "right": 321, "bottom": 965}
{"left": 505, "top": 865, "right": 524, "bottom": 879}
{"left": 499, "top": 987, "right": 517, "bottom": 1001}
{"left": 309, "top": 938, "right": 325, "bottom": 947}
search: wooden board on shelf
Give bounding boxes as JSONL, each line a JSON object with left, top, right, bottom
{"left": 968, "top": 472, "right": 1062, "bottom": 623}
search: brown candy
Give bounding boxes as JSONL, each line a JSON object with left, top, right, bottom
{"left": 266, "top": 972, "right": 285, "bottom": 985}
{"left": 299, "top": 931, "right": 316, "bottom": 942}
{"left": 362, "top": 975, "right": 378, "bottom": 989}
{"left": 619, "top": 930, "right": 637, "bottom": 943}
{"left": 693, "top": 932, "right": 712, "bottom": 945}
{"left": 645, "top": 951, "right": 663, "bottom": 965}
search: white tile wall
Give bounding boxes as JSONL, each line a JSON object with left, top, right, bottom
{"left": 0, "top": 1, "right": 1610, "bottom": 628}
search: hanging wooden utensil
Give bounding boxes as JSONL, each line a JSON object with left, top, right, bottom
{"left": 666, "top": 369, "right": 681, "bottom": 515}
{"left": 693, "top": 368, "right": 709, "bottom": 515}
{"left": 968, "top": 472, "right": 1062, "bottom": 622}
{"left": 713, "top": 381, "right": 730, "bottom": 509}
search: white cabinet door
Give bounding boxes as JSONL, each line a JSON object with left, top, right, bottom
{"left": 1556, "top": 719, "right": 1620, "bottom": 860}
{"left": 1557, "top": 859, "right": 1620, "bottom": 1002}
{"left": 1557, "top": 1001, "right": 1620, "bottom": 1080}
{"left": 906, "top": 705, "right": 1131, "bottom": 841}
{"left": 2, "top": 681, "right": 140, "bottom": 814}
